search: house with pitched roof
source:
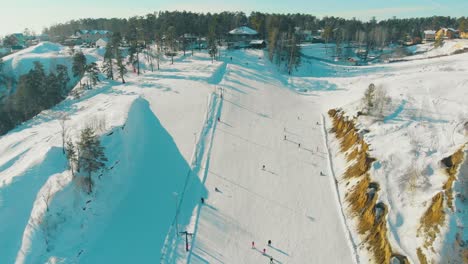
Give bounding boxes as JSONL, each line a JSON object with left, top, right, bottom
{"left": 75, "top": 30, "right": 112, "bottom": 44}
{"left": 227, "top": 26, "right": 258, "bottom": 49}
{"left": 423, "top": 30, "right": 436, "bottom": 42}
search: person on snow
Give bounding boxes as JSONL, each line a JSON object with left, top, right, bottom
{"left": 217, "top": 117, "right": 220, "bottom": 122}
{"left": 298, "top": 143, "right": 301, "bottom": 148}
{"left": 270, "top": 257, "right": 274, "bottom": 263}
{"left": 320, "top": 171, "right": 323, "bottom": 176}
{"left": 262, "top": 165, "right": 266, "bottom": 170}
{"left": 215, "top": 187, "right": 220, "bottom": 192}
{"left": 263, "top": 248, "right": 266, "bottom": 255}
{"left": 201, "top": 197, "right": 205, "bottom": 204}
{"left": 284, "top": 135, "right": 286, "bottom": 140}
{"left": 251, "top": 241, "right": 255, "bottom": 248}
{"left": 268, "top": 240, "right": 271, "bottom": 246}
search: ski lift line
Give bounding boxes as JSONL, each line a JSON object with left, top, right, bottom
{"left": 160, "top": 92, "right": 218, "bottom": 261}
{"left": 162, "top": 91, "right": 223, "bottom": 262}
{"left": 175, "top": 94, "right": 217, "bottom": 220}
{"left": 186, "top": 96, "right": 224, "bottom": 262}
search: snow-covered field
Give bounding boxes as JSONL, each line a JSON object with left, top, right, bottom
{"left": 0, "top": 40, "right": 466, "bottom": 263}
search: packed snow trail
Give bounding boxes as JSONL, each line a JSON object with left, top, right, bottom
{"left": 186, "top": 50, "right": 354, "bottom": 263}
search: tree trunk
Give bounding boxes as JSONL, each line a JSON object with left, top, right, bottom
{"left": 137, "top": 51, "right": 140, "bottom": 75}
{"left": 88, "top": 172, "right": 92, "bottom": 194}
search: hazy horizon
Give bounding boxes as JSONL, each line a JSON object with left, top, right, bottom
{"left": 0, "top": 0, "right": 466, "bottom": 36}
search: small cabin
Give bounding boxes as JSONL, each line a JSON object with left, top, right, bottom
{"left": 423, "top": 30, "right": 436, "bottom": 42}
{"left": 249, "top": 40, "right": 266, "bottom": 49}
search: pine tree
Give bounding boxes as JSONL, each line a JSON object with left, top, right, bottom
{"left": 128, "top": 41, "right": 141, "bottom": 75}
{"left": 44, "top": 72, "right": 61, "bottom": 108}
{"left": 72, "top": 52, "right": 87, "bottom": 86}
{"left": 85, "top": 62, "right": 100, "bottom": 89}
{"left": 77, "top": 127, "right": 107, "bottom": 193}
{"left": 363, "top": 83, "right": 376, "bottom": 114}
{"left": 166, "top": 26, "right": 177, "bottom": 65}
{"left": 56, "top": 64, "right": 70, "bottom": 97}
{"left": 65, "top": 139, "right": 77, "bottom": 176}
{"left": 102, "top": 42, "right": 114, "bottom": 80}
{"left": 116, "top": 48, "right": 127, "bottom": 83}
{"left": 0, "top": 58, "right": 5, "bottom": 87}
{"left": 207, "top": 26, "right": 218, "bottom": 63}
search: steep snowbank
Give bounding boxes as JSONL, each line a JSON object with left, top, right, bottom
{"left": 321, "top": 52, "right": 468, "bottom": 263}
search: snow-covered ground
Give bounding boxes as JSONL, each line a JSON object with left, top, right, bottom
{"left": 0, "top": 40, "right": 466, "bottom": 263}
{"left": 0, "top": 42, "right": 102, "bottom": 96}
{"left": 405, "top": 39, "right": 468, "bottom": 60}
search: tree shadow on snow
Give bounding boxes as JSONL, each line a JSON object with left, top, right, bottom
{"left": 72, "top": 98, "right": 208, "bottom": 263}
{"left": 0, "top": 147, "right": 66, "bottom": 263}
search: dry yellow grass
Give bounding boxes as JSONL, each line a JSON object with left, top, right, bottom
{"left": 328, "top": 109, "right": 405, "bottom": 264}
{"left": 419, "top": 192, "right": 445, "bottom": 250}
{"left": 442, "top": 148, "right": 465, "bottom": 211}
{"left": 346, "top": 175, "right": 371, "bottom": 217}
{"left": 417, "top": 247, "right": 428, "bottom": 264}
{"left": 366, "top": 202, "right": 392, "bottom": 264}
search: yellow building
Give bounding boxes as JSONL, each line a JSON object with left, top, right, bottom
{"left": 436, "top": 28, "right": 460, "bottom": 39}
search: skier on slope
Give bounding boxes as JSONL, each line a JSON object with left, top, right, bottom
{"left": 252, "top": 241, "right": 255, "bottom": 248}
{"left": 268, "top": 240, "right": 271, "bottom": 246}
{"left": 270, "top": 257, "right": 274, "bottom": 263}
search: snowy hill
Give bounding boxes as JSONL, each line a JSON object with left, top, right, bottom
{"left": 0, "top": 44, "right": 466, "bottom": 264}
{"left": 0, "top": 42, "right": 101, "bottom": 96}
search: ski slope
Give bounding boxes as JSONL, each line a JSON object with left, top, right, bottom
{"left": 183, "top": 51, "right": 355, "bottom": 263}
{"left": 0, "top": 40, "right": 466, "bottom": 263}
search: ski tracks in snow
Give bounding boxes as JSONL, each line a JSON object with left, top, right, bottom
{"left": 321, "top": 114, "right": 360, "bottom": 264}
{"left": 161, "top": 65, "right": 226, "bottom": 263}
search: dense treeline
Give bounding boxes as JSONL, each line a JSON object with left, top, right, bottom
{"left": 43, "top": 12, "right": 467, "bottom": 72}
{"left": 44, "top": 11, "right": 466, "bottom": 44}
{"left": 0, "top": 62, "right": 70, "bottom": 134}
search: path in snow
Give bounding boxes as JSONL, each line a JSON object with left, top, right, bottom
{"left": 185, "top": 51, "right": 354, "bottom": 263}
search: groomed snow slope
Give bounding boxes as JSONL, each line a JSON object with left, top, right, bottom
{"left": 184, "top": 50, "right": 355, "bottom": 263}
{"left": 0, "top": 41, "right": 466, "bottom": 264}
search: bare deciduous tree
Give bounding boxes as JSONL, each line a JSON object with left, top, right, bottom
{"left": 59, "top": 113, "right": 69, "bottom": 154}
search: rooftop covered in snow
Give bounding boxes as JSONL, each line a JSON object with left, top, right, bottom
{"left": 228, "top": 26, "right": 258, "bottom": 35}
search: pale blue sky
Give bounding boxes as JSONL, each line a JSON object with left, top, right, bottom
{"left": 0, "top": 0, "right": 465, "bottom": 36}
